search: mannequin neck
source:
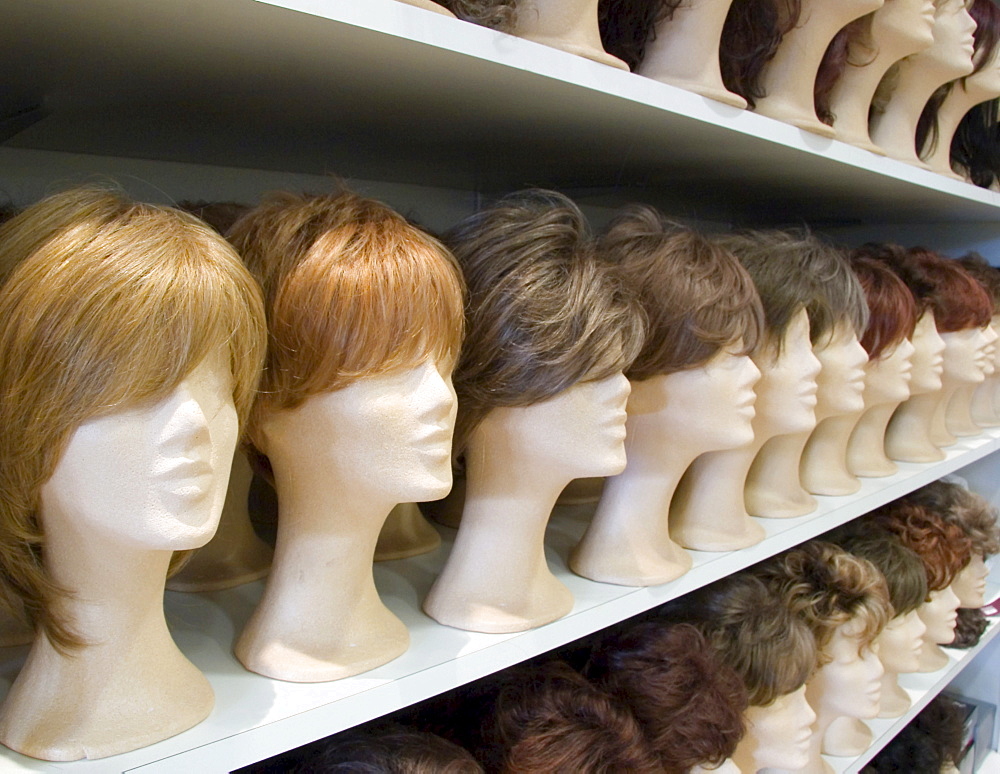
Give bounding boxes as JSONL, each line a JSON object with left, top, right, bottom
{"left": 930, "top": 380, "right": 963, "bottom": 447}
{"left": 745, "top": 430, "right": 817, "bottom": 517}
{"left": 878, "top": 669, "right": 912, "bottom": 717}
{"left": 513, "top": 0, "right": 628, "bottom": 69}
{"left": 885, "top": 392, "right": 946, "bottom": 462}
{"left": 972, "top": 375, "right": 1000, "bottom": 425}
{"left": 924, "top": 84, "right": 999, "bottom": 172}
{"left": 847, "top": 401, "right": 903, "bottom": 477}
{"left": 800, "top": 412, "right": 864, "bottom": 496}
{"left": 945, "top": 382, "right": 982, "bottom": 435}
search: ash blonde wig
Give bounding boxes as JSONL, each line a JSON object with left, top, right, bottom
{"left": 0, "top": 186, "right": 266, "bottom": 652}
{"left": 227, "top": 189, "right": 465, "bottom": 453}
{"left": 600, "top": 206, "right": 764, "bottom": 381}
{"left": 445, "top": 190, "right": 645, "bottom": 454}
{"left": 754, "top": 541, "right": 891, "bottom": 662}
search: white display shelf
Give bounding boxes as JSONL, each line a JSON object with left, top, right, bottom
{"left": 831, "top": 606, "right": 1000, "bottom": 772}
{"left": 0, "top": 427, "right": 997, "bottom": 774}
{"left": 3, "top": 0, "right": 1000, "bottom": 226}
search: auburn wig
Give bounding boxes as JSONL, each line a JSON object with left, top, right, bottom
{"left": 869, "top": 499, "right": 974, "bottom": 591}
{"left": 601, "top": 205, "right": 763, "bottom": 381}
{"left": 720, "top": 0, "right": 803, "bottom": 108}
{"left": 852, "top": 242, "right": 937, "bottom": 317}
{"left": 849, "top": 252, "right": 919, "bottom": 359}
{"left": 586, "top": 622, "right": 747, "bottom": 772}
{"left": 815, "top": 15, "right": 877, "bottom": 126}
{"left": 753, "top": 541, "right": 891, "bottom": 662}
{"left": 904, "top": 480, "right": 1000, "bottom": 558}
{"left": 0, "top": 186, "right": 266, "bottom": 652}
{"left": 227, "top": 189, "right": 465, "bottom": 454}
{"left": 597, "top": 0, "right": 685, "bottom": 72}
{"left": 445, "top": 190, "right": 645, "bottom": 454}
{"left": 908, "top": 247, "right": 993, "bottom": 332}
{"left": 957, "top": 252, "right": 1000, "bottom": 310}
{"left": 661, "top": 573, "right": 817, "bottom": 706}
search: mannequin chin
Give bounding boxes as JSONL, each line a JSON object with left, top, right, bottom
{"left": 877, "top": 609, "right": 927, "bottom": 716}
{"left": 952, "top": 554, "right": 989, "bottom": 607}
{"left": 732, "top": 686, "right": 816, "bottom": 772}
{"left": 915, "top": 585, "right": 961, "bottom": 672}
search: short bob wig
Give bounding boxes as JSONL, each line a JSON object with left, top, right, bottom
{"left": 444, "top": 190, "right": 646, "bottom": 454}
{"left": 716, "top": 229, "right": 869, "bottom": 352}
{"left": 907, "top": 247, "right": 993, "bottom": 333}
{"left": 869, "top": 499, "right": 974, "bottom": 592}
{"left": 904, "top": 480, "right": 1000, "bottom": 558}
{"left": 753, "top": 541, "right": 891, "bottom": 662}
{"left": 601, "top": 205, "right": 764, "bottom": 381}
{"left": 586, "top": 621, "right": 747, "bottom": 773}
{"left": 227, "top": 189, "right": 465, "bottom": 454}
{"left": 823, "top": 523, "right": 929, "bottom": 617}
{"left": 0, "top": 186, "right": 267, "bottom": 653}
{"left": 849, "top": 252, "right": 919, "bottom": 360}
{"left": 853, "top": 242, "right": 936, "bottom": 318}
{"left": 720, "top": 0, "right": 803, "bottom": 109}
{"left": 661, "top": 573, "right": 817, "bottom": 707}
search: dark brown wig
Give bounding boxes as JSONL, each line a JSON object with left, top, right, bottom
{"left": 438, "top": 0, "right": 517, "bottom": 32}
{"left": 720, "top": 0, "right": 803, "bottom": 108}
{"left": 867, "top": 695, "right": 966, "bottom": 773}
{"left": 951, "top": 607, "right": 989, "bottom": 648}
{"left": 598, "top": 0, "right": 685, "bottom": 72}
{"left": 908, "top": 247, "right": 993, "bottom": 332}
{"left": 816, "top": 15, "right": 877, "bottom": 126}
{"left": 957, "top": 252, "right": 1000, "bottom": 310}
{"left": 951, "top": 98, "right": 1000, "bottom": 187}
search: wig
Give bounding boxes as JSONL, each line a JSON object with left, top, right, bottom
{"left": 957, "top": 252, "right": 1000, "bottom": 310}
{"left": 952, "top": 607, "right": 989, "bottom": 648}
{"left": 848, "top": 253, "right": 919, "bottom": 359}
{"left": 291, "top": 722, "right": 484, "bottom": 774}
{"left": 720, "top": 0, "right": 803, "bottom": 109}
{"left": 444, "top": 190, "right": 645, "bottom": 454}
{"left": 867, "top": 695, "right": 966, "bottom": 773}
{"left": 822, "top": 524, "right": 929, "bottom": 616}
{"left": 752, "top": 541, "right": 891, "bottom": 661}
{"left": 177, "top": 200, "right": 251, "bottom": 236}
{"left": 586, "top": 622, "right": 747, "bottom": 772}
{"left": 0, "top": 186, "right": 267, "bottom": 652}
{"left": 227, "top": 189, "right": 465, "bottom": 455}
{"left": 715, "top": 230, "right": 869, "bottom": 351}
{"left": 917, "top": 0, "right": 1000, "bottom": 156}
{"left": 815, "top": 15, "right": 877, "bottom": 126}
{"left": 951, "top": 98, "right": 1000, "bottom": 187}
{"left": 597, "top": 0, "right": 685, "bottom": 72}
{"left": 661, "top": 574, "right": 817, "bottom": 706}
{"left": 600, "top": 205, "right": 763, "bottom": 381}
{"left": 908, "top": 247, "right": 993, "bottom": 332}
{"left": 904, "top": 480, "right": 1000, "bottom": 558}
{"left": 851, "top": 242, "right": 937, "bottom": 317}
{"left": 869, "top": 499, "right": 974, "bottom": 591}
{"left": 467, "top": 661, "right": 662, "bottom": 774}
{"left": 437, "top": 0, "right": 517, "bottom": 32}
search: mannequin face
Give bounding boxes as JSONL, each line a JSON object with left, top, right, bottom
{"left": 743, "top": 685, "right": 817, "bottom": 771}
{"left": 261, "top": 359, "right": 457, "bottom": 503}
{"left": 475, "top": 372, "right": 631, "bottom": 480}
{"left": 952, "top": 554, "right": 989, "bottom": 607}
{"left": 992, "top": 316, "right": 1000, "bottom": 371}
{"left": 752, "top": 309, "right": 822, "bottom": 436}
{"left": 864, "top": 338, "right": 915, "bottom": 406}
{"left": 809, "top": 620, "right": 885, "bottom": 720}
{"left": 874, "top": 0, "right": 937, "bottom": 51}
{"left": 40, "top": 352, "right": 238, "bottom": 551}
{"left": 908, "top": 311, "right": 946, "bottom": 393}
{"left": 926, "top": 0, "right": 977, "bottom": 76}
{"left": 629, "top": 346, "right": 760, "bottom": 451}
{"left": 813, "top": 324, "right": 869, "bottom": 417}
{"left": 877, "top": 609, "right": 927, "bottom": 673}
{"left": 980, "top": 323, "right": 998, "bottom": 376}
{"left": 940, "top": 327, "right": 990, "bottom": 385}
{"left": 918, "top": 585, "right": 961, "bottom": 644}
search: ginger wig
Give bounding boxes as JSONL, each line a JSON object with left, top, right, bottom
{"left": 849, "top": 252, "right": 919, "bottom": 359}
{"left": 908, "top": 247, "right": 992, "bottom": 332}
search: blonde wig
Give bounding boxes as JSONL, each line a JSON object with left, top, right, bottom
{"left": 227, "top": 189, "right": 465, "bottom": 453}
{"left": 444, "top": 190, "right": 646, "bottom": 454}
{"left": 904, "top": 481, "right": 1000, "bottom": 558}
{"left": 753, "top": 541, "right": 891, "bottom": 663}
{"left": 0, "top": 186, "right": 267, "bottom": 652}
{"left": 600, "top": 205, "right": 764, "bottom": 381}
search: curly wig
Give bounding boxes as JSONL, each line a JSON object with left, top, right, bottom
{"left": 849, "top": 252, "right": 919, "bottom": 359}
{"left": 908, "top": 247, "right": 993, "bottom": 333}
{"left": 867, "top": 695, "right": 966, "bottom": 773}
{"left": 951, "top": 607, "right": 989, "bottom": 648}
{"left": 598, "top": 0, "right": 685, "bottom": 72}
{"left": 904, "top": 480, "right": 1000, "bottom": 558}
{"left": 586, "top": 622, "right": 747, "bottom": 772}
{"left": 720, "top": 0, "right": 803, "bottom": 108}
{"left": 600, "top": 205, "right": 764, "bottom": 380}
{"left": 438, "top": 0, "right": 517, "bottom": 32}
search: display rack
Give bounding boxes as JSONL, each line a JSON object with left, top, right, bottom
{"left": 3, "top": 0, "right": 1000, "bottom": 771}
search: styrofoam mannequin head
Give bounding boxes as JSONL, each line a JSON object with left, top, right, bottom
{"left": 809, "top": 619, "right": 885, "bottom": 720}
{"left": 981, "top": 323, "right": 998, "bottom": 374}
{"left": 909, "top": 311, "right": 947, "bottom": 393}
{"left": 470, "top": 373, "right": 631, "bottom": 481}
{"left": 41, "top": 350, "right": 237, "bottom": 551}
{"left": 690, "top": 760, "right": 740, "bottom": 774}
{"left": 259, "top": 359, "right": 458, "bottom": 505}
{"left": 864, "top": 338, "right": 915, "bottom": 406}
{"left": 952, "top": 554, "right": 989, "bottom": 607}
{"left": 752, "top": 308, "right": 821, "bottom": 435}
{"left": 877, "top": 609, "right": 927, "bottom": 673}
{"left": 875, "top": 0, "right": 937, "bottom": 50}
{"left": 813, "top": 323, "right": 869, "bottom": 417}
{"left": 993, "top": 317, "right": 1000, "bottom": 368}
{"left": 940, "top": 327, "right": 991, "bottom": 384}
{"left": 742, "top": 685, "right": 816, "bottom": 771}
{"left": 919, "top": 585, "right": 961, "bottom": 643}
{"left": 927, "top": 0, "right": 978, "bottom": 75}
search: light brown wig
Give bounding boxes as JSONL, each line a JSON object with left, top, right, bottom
{"left": 0, "top": 186, "right": 267, "bottom": 652}
{"left": 227, "top": 189, "right": 465, "bottom": 454}
{"left": 869, "top": 499, "right": 974, "bottom": 592}
{"left": 904, "top": 480, "right": 1000, "bottom": 558}
{"left": 444, "top": 190, "right": 645, "bottom": 454}
{"left": 586, "top": 622, "right": 747, "bottom": 772}
{"left": 438, "top": 0, "right": 517, "bottom": 32}
{"left": 661, "top": 573, "right": 817, "bottom": 707}
{"left": 753, "top": 541, "right": 891, "bottom": 662}
{"left": 600, "top": 206, "right": 764, "bottom": 381}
